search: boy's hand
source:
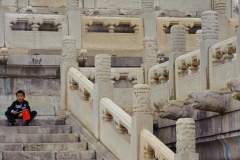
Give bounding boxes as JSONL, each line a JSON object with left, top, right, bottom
{"left": 13, "top": 111, "right": 18, "bottom": 115}
{"left": 18, "top": 113, "right": 22, "bottom": 118}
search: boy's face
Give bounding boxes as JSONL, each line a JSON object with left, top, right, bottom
{"left": 16, "top": 93, "right": 25, "bottom": 103}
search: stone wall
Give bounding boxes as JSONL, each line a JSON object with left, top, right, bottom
{"left": 0, "top": 77, "right": 60, "bottom": 116}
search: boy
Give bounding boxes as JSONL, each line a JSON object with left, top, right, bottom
{"left": 5, "top": 90, "right": 37, "bottom": 126}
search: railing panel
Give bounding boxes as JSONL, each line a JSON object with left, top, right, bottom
{"left": 175, "top": 50, "right": 200, "bottom": 100}
{"left": 209, "top": 36, "right": 236, "bottom": 90}
{"left": 100, "top": 98, "right": 131, "bottom": 160}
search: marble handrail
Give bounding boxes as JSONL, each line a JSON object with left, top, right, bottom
{"left": 140, "top": 129, "right": 175, "bottom": 160}
{"left": 100, "top": 97, "right": 132, "bottom": 135}
{"left": 68, "top": 67, "right": 93, "bottom": 97}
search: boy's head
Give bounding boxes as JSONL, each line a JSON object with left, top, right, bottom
{"left": 16, "top": 90, "right": 25, "bottom": 103}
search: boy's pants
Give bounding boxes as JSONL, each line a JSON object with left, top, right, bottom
{"left": 5, "top": 111, "right": 37, "bottom": 125}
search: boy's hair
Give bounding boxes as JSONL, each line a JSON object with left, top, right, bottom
{"left": 16, "top": 90, "right": 25, "bottom": 96}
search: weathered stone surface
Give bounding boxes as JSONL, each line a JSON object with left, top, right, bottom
{"left": 0, "top": 144, "right": 23, "bottom": 151}
{"left": 0, "top": 0, "right": 4, "bottom": 47}
{"left": 56, "top": 150, "right": 96, "bottom": 159}
{"left": 154, "top": 100, "right": 193, "bottom": 120}
{"left": 0, "top": 125, "right": 71, "bottom": 134}
{"left": 0, "top": 134, "right": 78, "bottom": 143}
{"left": 188, "top": 90, "right": 230, "bottom": 113}
{"left": 3, "top": 151, "right": 55, "bottom": 160}
{"left": 24, "top": 143, "right": 87, "bottom": 151}
{"left": 96, "top": 0, "right": 141, "bottom": 10}
{"left": 227, "top": 78, "right": 240, "bottom": 101}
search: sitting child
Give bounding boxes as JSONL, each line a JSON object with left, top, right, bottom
{"left": 5, "top": 90, "right": 37, "bottom": 126}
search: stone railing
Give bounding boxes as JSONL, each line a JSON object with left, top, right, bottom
{"left": 148, "top": 62, "right": 169, "bottom": 106}
{"left": 68, "top": 67, "right": 93, "bottom": 101}
{"left": 140, "top": 129, "right": 175, "bottom": 160}
{"left": 99, "top": 97, "right": 132, "bottom": 159}
{"left": 66, "top": 67, "right": 94, "bottom": 133}
{"left": 79, "top": 67, "right": 144, "bottom": 84}
{"left": 81, "top": 16, "right": 143, "bottom": 53}
{"left": 5, "top": 13, "right": 68, "bottom": 49}
{"left": 175, "top": 50, "right": 200, "bottom": 100}
{"left": 209, "top": 36, "right": 237, "bottom": 90}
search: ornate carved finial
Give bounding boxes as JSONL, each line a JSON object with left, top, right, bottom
{"left": 201, "top": 11, "right": 219, "bottom": 41}
{"left": 170, "top": 25, "right": 186, "bottom": 52}
{"left": 176, "top": 118, "right": 196, "bottom": 154}
{"left": 0, "top": 48, "right": 9, "bottom": 63}
{"left": 196, "top": 30, "right": 202, "bottom": 49}
{"left": 142, "top": 37, "right": 157, "bottom": 63}
{"left": 142, "top": 0, "right": 154, "bottom": 13}
{"left": 62, "top": 36, "right": 77, "bottom": 62}
{"left": 133, "top": 84, "right": 151, "bottom": 115}
{"left": 214, "top": 0, "right": 227, "bottom": 14}
{"left": 66, "top": 0, "right": 79, "bottom": 10}
{"left": 77, "top": 49, "right": 88, "bottom": 67}
{"left": 95, "top": 54, "right": 111, "bottom": 83}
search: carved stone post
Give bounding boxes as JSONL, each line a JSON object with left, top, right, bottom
{"left": 169, "top": 25, "right": 186, "bottom": 99}
{"left": 214, "top": 0, "right": 229, "bottom": 40}
{"left": 195, "top": 30, "right": 202, "bottom": 49}
{"left": 142, "top": 37, "right": 158, "bottom": 84}
{"left": 93, "top": 54, "right": 113, "bottom": 139}
{"left": 236, "top": 1, "right": 240, "bottom": 79}
{"left": 131, "top": 84, "right": 153, "bottom": 160}
{"left": 175, "top": 118, "right": 199, "bottom": 160}
{"left": 60, "top": 36, "right": 78, "bottom": 112}
{"left": 0, "top": 0, "right": 4, "bottom": 47}
{"left": 142, "top": 0, "right": 156, "bottom": 37}
{"left": 200, "top": 11, "right": 219, "bottom": 91}
{"left": 67, "top": 0, "right": 81, "bottom": 49}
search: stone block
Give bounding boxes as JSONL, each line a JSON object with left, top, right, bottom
{"left": 56, "top": 150, "right": 96, "bottom": 159}
{"left": 31, "top": 79, "right": 45, "bottom": 94}
{"left": 98, "top": 9, "right": 119, "bottom": 15}
{"left": 84, "top": 0, "right": 94, "bottom": 8}
{"left": 0, "top": 143, "right": 23, "bottom": 151}
{"left": 111, "top": 57, "right": 142, "bottom": 67}
{"left": 3, "top": 151, "right": 55, "bottom": 160}
{"left": 96, "top": 0, "right": 141, "bottom": 10}
{"left": 2, "top": 0, "right": 17, "bottom": 7}
{"left": 119, "top": 9, "right": 142, "bottom": 15}
{"left": 0, "top": 0, "right": 4, "bottom": 47}
{"left": 24, "top": 143, "right": 87, "bottom": 151}
{"left": 5, "top": 78, "right": 13, "bottom": 94}
{"left": 16, "top": 78, "right": 31, "bottom": 93}
{"left": 0, "top": 79, "right": 4, "bottom": 94}
{"left": 17, "top": 0, "right": 28, "bottom": 7}
{"left": 29, "top": 0, "right": 66, "bottom": 7}
{"left": 0, "top": 134, "right": 78, "bottom": 143}
{"left": 0, "top": 125, "right": 71, "bottom": 134}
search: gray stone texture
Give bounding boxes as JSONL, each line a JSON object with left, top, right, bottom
{"left": 0, "top": 0, "right": 4, "bottom": 47}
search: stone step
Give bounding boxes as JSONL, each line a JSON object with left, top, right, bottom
{"left": 0, "top": 134, "right": 78, "bottom": 143}
{"left": 56, "top": 150, "right": 96, "bottom": 160}
{"left": 2, "top": 151, "right": 55, "bottom": 160}
{"left": 24, "top": 143, "right": 87, "bottom": 151}
{"left": 0, "top": 143, "right": 87, "bottom": 152}
{"left": 0, "top": 125, "right": 71, "bottom": 134}
{"left": 2, "top": 151, "right": 96, "bottom": 160}
{"left": 0, "top": 116, "right": 64, "bottom": 126}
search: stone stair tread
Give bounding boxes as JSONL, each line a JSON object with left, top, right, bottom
{"left": 2, "top": 151, "right": 96, "bottom": 160}
{"left": 0, "top": 134, "right": 78, "bottom": 143}
{"left": 0, "top": 116, "right": 65, "bottom": 126}
{"left": 2, "top": 151, "right": 55, "bottom": 160}
{"left": 56, "top": 150, "right": 96, "bottom": 159}
{"left": 24, "top": 142, "right": 87, "bottom": 151}
{"left": 0, "top": 125, "right": 72, "bottom": 134}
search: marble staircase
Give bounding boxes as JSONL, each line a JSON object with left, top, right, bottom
{"left": 0, "top": 116, "right": 96, "bottom": 160}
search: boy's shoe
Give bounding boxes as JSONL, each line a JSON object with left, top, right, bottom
{"left": 22, "top": 122, "right": 30, "bottom": 126}
{"left": 10, "top": 122, "right": 19, "bottom": 126}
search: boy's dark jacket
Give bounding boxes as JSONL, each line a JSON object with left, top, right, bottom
{"left": 6, "top": 100, "right": 31, "bottom": 114}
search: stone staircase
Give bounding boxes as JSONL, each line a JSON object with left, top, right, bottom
{"left": 0, "top": 116, "right": 96, "bottom": 160}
